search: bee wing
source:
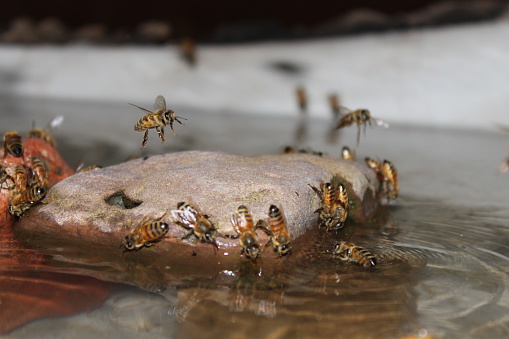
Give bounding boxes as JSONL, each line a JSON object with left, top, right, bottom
{"left": 153, "top": 95, "right": 167, "bottom": 111}
{"left": 337, "top": 106, "right": 353, "bottom": 116}
{"left": 47, "top": 115, "right": 64, "bottom": 130}
{"left": 374, "top": 118, "right": 389, "bottom": 128}
{"left": 171, "top": 209, "right": 197, "bottom": 226}
{"left": 129, "top": 103, "right": 154, "bottom": 114}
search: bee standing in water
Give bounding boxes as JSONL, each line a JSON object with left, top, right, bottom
{"left": 31, "top": 157, "right": 49, "bottom": 188}
{"left": 171, "top": 202, "right": 219, "bottom": 251}
{"left": 259, "top": 205, "right": 292, "bottom": 257}
{"left": 123, "top": 213, "right": 169, "bottom": 251}
{"left": 130, "top": 95, "right": 187, "bottom": 150}
{"left": 27, "top": 116, "right": 64, "bottom": 147}
{"left": 332, "top": 241, "right": 376, "bottom": 268}
{"left": 341, "top": 146, "right": 355, "bottom": 161}
{"left": 3, "top": 131, "right": 23, "bottom": 158}
{"left": 295, "top": 85, "right": 307, "bottom": 114}
{"left": 309, "top": 181, "right": 349, "bottom": 231}
{"left": 9, "top": 182, "right": 47, "bottom": 217}
{"left": 230, "top": 205, "right": 260, "bottom": 261}
{"left": 335, "top": 107, "right": 389, "bottom": 145}
{"left": 381, "top": 160, "right": 399, "bottom": 201}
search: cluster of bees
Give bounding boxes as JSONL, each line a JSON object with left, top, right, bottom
{"left": 1, "top": 130, "right": 52, "bottom": 217}
{"left": 126, "top": 95, "right": 397, "bottom": 268}
{"left": 122, "top": 203, "right": 292, "bottom": 262}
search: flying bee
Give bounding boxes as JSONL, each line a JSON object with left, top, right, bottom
{"left": 27, "top": 115, "right": 64, "bottom": 147}
{"left": 295, "top": 85, "right": 307, "bottom": 114}
{"left": 31, "top": 157, "right": 49, "bottom": 188}
{"left": 229, "top": 205, "right": 260, "bottom": 261}
{"left": 180, "top": 38, "right": 197, "bottom": 67}
{"left": 259, "top": 205, "right": 292, "bottom": 257}
{"left": 9, "top": 182, "right": 47, "bottom": 217}
{"left": 328, "top": 93, "right": 340, "bottom": 117}
{"left": 3, "top": 131, "right": 23, "bottom": 158}
{"left": 130, "top": 95, "right": 187, "bottom": 150}
{"left": 171, "top": 202, "right": 219, "bottom": 251}
{"left": 122, "top": 212, "right": 169, "bottom": 251}
{"left": 335, "top": 107, "right": 389, "bottom": 145}
{"left": 332, "top": 241, "right": 377, "bottom": 268}
{"left": 341, "top": 146, "right": 355, "bottom": 161}
{"left": 309, "top": 181, "right": 348, "bottom": 231}
{"left": 13, "top": 165, "right": 28, "bottom": 192}
{"left": 381, "top": 160, "right": 399, "bottom": 201}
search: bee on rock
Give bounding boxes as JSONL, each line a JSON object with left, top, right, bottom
{"left": 3, "top": 131, "right": 23, "bottom": 158}
{"left": 130, "top": 95, "right": 187, "bottom": 150}
{"left": 309, "top": 180, "right": 348, "bottom": 231}
{"left": 332, "top": 241, "right": 377, "bottom": 268}
{"left": 9, "top": 182, "right": 47, "bottom": 217}
{"left": 122, "top": 213, "right": 169, "bottom": 251}
{"left": 258, "top": 205, "right": 292, "bottom": 257}
{"left": 31, "top": 157, "right": 49, "bottom": 188}
{"left": 335, "top": 107, "right": 388, "bottom": 145}
{"left": 229, "top": 205, "right": 260, "bottom": 261}
{"left": 171, "top": 202, "right": 219, "bottom": 251}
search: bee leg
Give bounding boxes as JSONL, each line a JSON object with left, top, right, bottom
{"left": 156, "top": 126, "right": 166, "bottom": 142}
{"left": 140, "top": 130, "right": 149, "bottom": 150}
{"left": 356, "top": 126, "right": 361, "bottom": 146}
{"left": 169, "top": 121, "right": 177, "bottom": 136}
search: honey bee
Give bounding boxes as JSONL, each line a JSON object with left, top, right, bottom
{"left": 76, "top": 164, "right": 102, "bottom": 173}
{"left": 381, "top": 160, "right": 399, "bottom": 201}
{"left": 31, "top": 157, "right": 49, "bottom": 188}
{"left": 295, "top": 85, "right": 307, "bottom": 114}
{"left": 332, "top": 241, "right": 377, "bottom": 268}
{"left": 0, "top": 165, "right": 13, "bottom": 189}
{"left": 328, "top": 93, "right": 340, "bottom": 117}
{"left": 27, "top": 115, "right": 64, "bottom": 147}
{"left": 262, "top": 205, "right": 292, "bottom": 257}
{"left": 123, "top": 213, "right": 169, "bottom": 251}
{"left": 3, "top": 131, "right": 23, "bottom": 158}
{"left": 341, "top": 146, "right": 355, "bottom": 161}
{"left": 309, "top": 181, "right": 348, "bottom": 231}
{"left": 9, "top": 182, "right": 47, "bottom": 217}
{"left": 365, "top": 157, "right": 384, "bottom": 182}
{"left": 180, "top": 38, "right": 197, "bottom": 67}
{"left": 335, "top": 107, "right": 389, "bottom": 145}
{"left": 13, "top": 165, "right": 28, "bottom": 192}
{"left": 130, "top": 95, "right": 187, "bottom": 150}
{"left": 171, "top": 202, "right": 219, "bottom": 250}
{"left": 230, "top": 205, "right": 260, "bottom": 261}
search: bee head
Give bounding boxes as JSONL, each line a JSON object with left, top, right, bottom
{"left": 360, "top": 109, "right": 370, "bottom": 120}
{"left": 177, "top": 201, "right": 185, "bottom": 209}
{"left": 124, "top": 236, "right": 135, "bottom": 250}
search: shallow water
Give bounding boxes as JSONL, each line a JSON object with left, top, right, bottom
{"left": 1, "top": 97, "right": 509, "bottom": 338}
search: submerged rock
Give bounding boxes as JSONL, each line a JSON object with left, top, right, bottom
{"left": 16, "top": 151, "right": 379, "bottom": 258}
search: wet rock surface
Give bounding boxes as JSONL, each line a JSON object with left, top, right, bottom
{"left": 16, "top": 150, "right": 378, "bottom": 257}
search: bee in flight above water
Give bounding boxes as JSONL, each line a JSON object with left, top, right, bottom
{"left": 295, "top": 85, "right": 308, "bottom": 114}
{"left": 3, "top": 131, "right": 23, "bottom": 158}
{"left": 335, "top": 107, "right": 389, "bottom": 145}
{"left": 171, "top": 202, "right": 220, "bottom": 252}
{"left": 258, "top": 204, "right": 292, "bottom": 258}
{"left": 122, "top": 212, "right": 169, "bottom": 251}
{"left": 340, "top": 146, "right": 355, "bottom": 161}
{"left": 229, "top": 205, "right": 261, "bottom": 262}
{"left": 332, "top": 241, "right": 377, "bottom": 268}
{"left": 309, "top": 180, "right": 348, "bottom": 231}
{"left": 27, "top": 115, "right": 64, "bottom": 147}
{"left": 130, "top": 95, "right": 187, "bottom": 150}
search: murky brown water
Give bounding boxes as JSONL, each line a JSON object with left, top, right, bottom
{"left": 1, "top": 97, "right": 509, "bottom": 338}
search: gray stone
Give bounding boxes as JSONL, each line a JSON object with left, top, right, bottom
{"left": 17, "top": 151, "right": 379, "bottom": 253}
